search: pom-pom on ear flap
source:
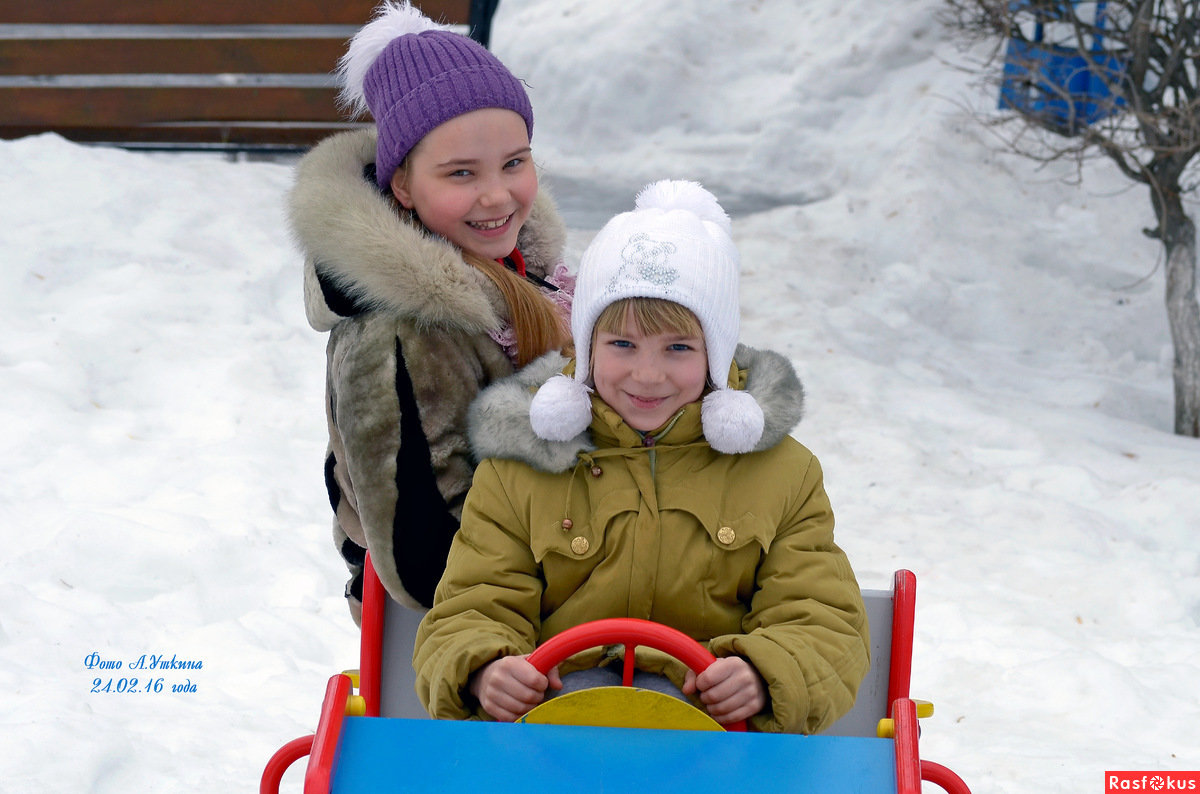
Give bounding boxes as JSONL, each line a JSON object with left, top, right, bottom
{"left": 701, "top": 389, "right": 765, "bottom": 455}
{"left": 634, "top": 180, "right": 732, "bottom": 237}
{"left": 530, "top": 375, "right": 594, "bottom": 442}
{"left": 336, "top": 1, "right": 449, "bottom": 117}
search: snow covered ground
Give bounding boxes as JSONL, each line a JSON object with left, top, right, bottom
{"left": 1, "top": 0, "right": 1197, "bottom": 791}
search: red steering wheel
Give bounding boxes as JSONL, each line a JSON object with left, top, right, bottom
{"left": 526, "top": 618, "right": 747, "bottom": 732}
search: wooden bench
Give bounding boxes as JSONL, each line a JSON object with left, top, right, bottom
{"left": 0, "top": 0, "right": 499, "bottom": 152}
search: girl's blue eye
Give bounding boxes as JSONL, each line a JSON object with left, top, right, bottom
{"left": 505, "top": 157, "right": 525, "bottom": 169}
{"left": 610, "top": 339, "right": 633, "bottom": 349}
{"left": 668, "top": 343, "right": 694, "bottom": 352}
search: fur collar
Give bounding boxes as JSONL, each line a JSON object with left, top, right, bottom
{"left": 468, "top": 344, "right": 806, "bottom": 473}
{"left": 288, "top": 128, "right": 566, "bottom": 333}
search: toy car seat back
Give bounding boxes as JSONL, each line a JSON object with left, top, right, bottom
{"left": 379, "top": 598, "right": 429, "bottom": 719}
{"left": 822, "top": 571, "right": 915, "bottom": 737}
{"left": 356, "top": 556, "right": 429, "bottom": 719}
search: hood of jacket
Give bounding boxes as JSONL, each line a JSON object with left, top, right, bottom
{"left": 288, "top": 127, "right": 567, "bottom": 334}
{"left": 468, "top": 343, "right": 806, "bottom": 472}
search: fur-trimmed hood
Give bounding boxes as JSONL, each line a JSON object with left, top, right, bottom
{"left": 467, "top": 343, "right": 806, "bottom": 472}
{"left": 288, "top": 127, "right": 566, "bottom": 333}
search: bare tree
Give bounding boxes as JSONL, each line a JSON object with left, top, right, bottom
{"left": 943, "top": 0, "right": 1200, "bottom": 436}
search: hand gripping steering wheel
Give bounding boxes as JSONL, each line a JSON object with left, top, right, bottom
{"left": 525, "top": 618, "right": 747, "bottom": 732}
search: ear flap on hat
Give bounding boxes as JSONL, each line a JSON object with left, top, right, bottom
{"left": 530, "top": 374, "right": 593, "bottom": 442}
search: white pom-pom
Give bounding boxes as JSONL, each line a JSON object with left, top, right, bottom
{"left": 336, "top": 1, "right": 450, "bottom": 117}
{"left": 529, "top": 375, "right": 594, "bottom": 442}
{"left": 701, "top": 389, "right": 765, "bottom": 454}
{"left": 634, "top": 180, "right": 731, "bottom": 236}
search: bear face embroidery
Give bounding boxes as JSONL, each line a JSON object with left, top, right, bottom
{"left": 612, "top": 233, "right": 679, "bottom": 289}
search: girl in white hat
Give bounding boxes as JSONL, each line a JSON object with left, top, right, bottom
{"left": 414, "top": 180, "right": 868, "bottom": 733}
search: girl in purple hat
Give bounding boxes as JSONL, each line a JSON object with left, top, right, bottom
{"left": 286, "top": 2, "right": 573, "bottom": 717}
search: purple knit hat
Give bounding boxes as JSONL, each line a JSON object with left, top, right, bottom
{"left": 337, "top": 2, "right": 533, "bottom": 188}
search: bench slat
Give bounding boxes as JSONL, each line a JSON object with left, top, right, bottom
{"left": 0, "top": 123, "right": 363, "bottom": 148}
{"left": 0, "top": 0, "right": 491, "bottom": 149}
{"left": 0, "top": 86, "right": 347, "bottom": 126}
{"left": 0, "top": 38, "right": 348, "bottom": 76}
{"left": 0, "top": 0, "right": 471, "bottom": 26}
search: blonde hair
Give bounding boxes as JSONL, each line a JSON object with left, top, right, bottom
{"left": 464, "top": 253, "right": 570, "bottom": 367}
{"left": 594, "top": 297, "right": 702, "bottom": 339}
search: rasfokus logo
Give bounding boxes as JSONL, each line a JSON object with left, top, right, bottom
{"left": 1107, "top": 772, "right": 1200, "bottom": 791}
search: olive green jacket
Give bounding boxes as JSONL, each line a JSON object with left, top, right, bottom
{"left": 414, "top": 347, "right": 869, "bottom": 733}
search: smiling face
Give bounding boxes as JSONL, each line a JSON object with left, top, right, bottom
{"left": 390, "top": 107, "right": 537, "bottom": 261}
{"left": 590, "top": 300, "right": 709, "bottom": 433}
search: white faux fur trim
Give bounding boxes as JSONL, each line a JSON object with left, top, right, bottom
{"left": 702, "top": 388, "right": 765, "bottom": 454}
{"left": 530, "top": 375, "right": 594, "bottom": 442}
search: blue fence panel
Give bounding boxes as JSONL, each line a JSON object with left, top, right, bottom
{"left": 999, "top": 38, "right": 1127, "bottom": 133}
{"left": 997, "top": 1, "right": 1127, "bottom": 135}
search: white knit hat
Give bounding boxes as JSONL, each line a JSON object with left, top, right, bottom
{"left": 530, "top": 180, "right": 765, "bottom": 453}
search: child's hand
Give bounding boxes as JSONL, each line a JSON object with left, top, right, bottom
{"left": 468, "top": 655, "right": 563, "bottom": 722}
{"left": 682, "top": 656, "right": 766, "bottom": 725}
